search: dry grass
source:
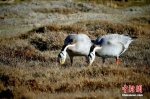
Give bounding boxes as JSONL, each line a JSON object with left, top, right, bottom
{"left": 75, "top": 0, "right": 150, "bottom": 7}
{"left": 0, "top": 19, "right": 150, "bottom": 98}
{"left": 33, "top": 7, "right": 75, "bottom": 15}
{"left": 0, "top": 1, "right": 150, "bottom": 99}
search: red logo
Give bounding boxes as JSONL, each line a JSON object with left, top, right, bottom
{"left": 122, "top": 84, "right": 142, "bottom": 93}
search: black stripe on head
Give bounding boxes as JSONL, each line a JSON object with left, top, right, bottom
{"left": 89, "top": 54, "right": 92, "bottom": 58}
{"left": 58, "top": 51, "right": 65, "bottom": 59}
{"left": 89, "top": 51, "right": 94, "bottom": 58}
{"left": 60, "top": 52, "right": 64, "bottom": 56}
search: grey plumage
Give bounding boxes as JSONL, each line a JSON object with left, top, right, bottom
{"left": 57, "top": 33, "right": 93, "bottom": 66}
{"left": 88, "top": 34, "right": 137, "bottom": 66}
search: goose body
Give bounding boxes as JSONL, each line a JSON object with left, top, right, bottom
{"left": 57, "top": 34, "right": 93, "bottom": 66}
{"left": 88, "top": 34, "right": 137, "bottom": 66}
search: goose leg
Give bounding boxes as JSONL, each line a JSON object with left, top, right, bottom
{"left": 116, "top": 57, "right": 119, "bottom": 65}
{"left": 102, "top": 58, "right": 105, "bottom": 64}
{"left": 70, "top": 56, "right": 73, "bottom": 66}
{"left": 85, "top": 56, "right": 88, "bottom": 64}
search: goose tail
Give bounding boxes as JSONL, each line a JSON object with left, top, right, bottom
{"left": 91, "top": 40, "right": 95, "bottom": 43}
{"left": 131, "top": 36, "right": 138, "bottom": 39}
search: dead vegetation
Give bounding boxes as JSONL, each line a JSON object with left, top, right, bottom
{"left": 0, "top": 1, "right": 150, "bottom": 99}
{"left": 33, "top": 7, "right": 75, "bottom": 15}
{"left": 0, "top": 19, "right": 150, "bottom": 98}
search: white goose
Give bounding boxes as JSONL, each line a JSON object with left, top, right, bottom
{"left": 57, "top": 34, "right": 93, "bottom": 66}
{"left": 88, "top": 34, "right": 137, "bottom": 66}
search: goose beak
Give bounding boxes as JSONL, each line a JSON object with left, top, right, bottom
{"left": 57, "top": 58, "right": 63, "bottom": 66}
{"left": 58, "top": 61, "right": 62, "bottom": 65}
{"left": 88, "top": 61, "right": 93, "bottom": 66}
{"left": 87, "top": 54, "right": 94, "bottom": 67}
{"left": 58, "top": 60, "right": 64, "bottom": 66}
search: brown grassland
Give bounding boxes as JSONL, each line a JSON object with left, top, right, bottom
{"left": 0, "top": 0, "right": 150, "bottom": 99}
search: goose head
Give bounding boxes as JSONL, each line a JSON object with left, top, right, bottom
{"left": 88, "top": 45, "right": 102, "bottom": 66}
{"left": 57, "top": 43, "right": 75, "bottom": 65}
{"left": 57, "top": 51, "right": 67, "bottom": 65}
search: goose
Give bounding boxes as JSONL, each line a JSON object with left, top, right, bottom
{"left": 57, "top": 34, "right": 94, "bottom": 66}
{"left": 88, "top": 34, "right": 137, "bottom": 66}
